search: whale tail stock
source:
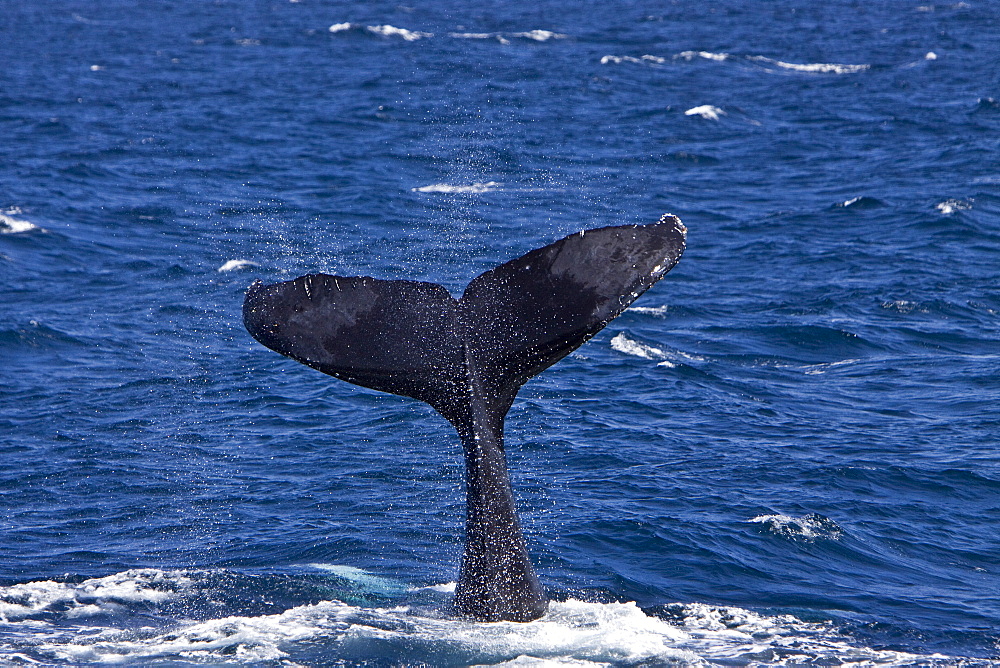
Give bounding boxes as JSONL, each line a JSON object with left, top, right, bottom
{"left": 242, "top": 214, "right": 686, "bottom": 622}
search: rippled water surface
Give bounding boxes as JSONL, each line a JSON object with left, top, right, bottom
{"left": 2, "top": 0, "right": 999, "bottom": 664}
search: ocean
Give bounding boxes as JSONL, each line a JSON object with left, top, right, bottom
{"left": 2, "top": 0, "right": 998, "bottom": 664}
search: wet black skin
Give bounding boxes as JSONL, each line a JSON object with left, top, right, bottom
{"left": 242, "top": 215, "right": 686, "bottom": 622}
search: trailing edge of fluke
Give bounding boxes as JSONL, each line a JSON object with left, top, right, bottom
{"left": 243, "top": 214, "right": 686, "bottom": 622}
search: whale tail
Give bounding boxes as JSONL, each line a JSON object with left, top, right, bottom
{"left": 243, "top": 214, "right": 686, "bottom": 622}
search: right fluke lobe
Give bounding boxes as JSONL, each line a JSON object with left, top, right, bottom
{"left": 243, "top": 214, "right": 686, "bottom": 623}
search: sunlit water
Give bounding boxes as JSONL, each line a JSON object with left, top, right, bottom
{"left": 2, "top": 0, "right": 999, "bottom": 664}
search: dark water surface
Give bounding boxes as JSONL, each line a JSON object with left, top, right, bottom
{"left": 2, "top": 0, "right": 999, "bottom": 664}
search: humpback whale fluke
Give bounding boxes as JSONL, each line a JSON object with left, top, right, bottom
{"left": 243, "top": 214, "right": 686, "bottom": 622}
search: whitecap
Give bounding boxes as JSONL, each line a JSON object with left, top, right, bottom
{"left": 0, "top": 569, "right": 193, "bottom": 621}
{"left": 936, "top": 198, "right": 971, "bottom": 214}
{"left": 611, "top": 332, "right": 668, "bottom": 360}
{"left": 513, "top": 29, "right": 566, "bottom": 41}
{"left": 0, "top": 211, "right": 42, "bottom": 234}
{"left": 925, "top": 51, "right": 938, "bottom": 60}
{"left": 881, "top": 299, "right": 929, "bottom": 314}
{"left": 609, "top": 332, "right": 687, "bottom": 368}
{"left": 367, "top": 25, "right": 432, "bottom": 41}
{"left": 407, "top": 580, "right": 457, "bottom": 593}
{"left": 802, "top": 358, "right": 861, "bottom": 375}
{"left": 600, "top": 54, "right": 664, "bottom": 66}
{"left": 628, "top": 305, "right": 669, "bottom": 316}
{"left": 449, "top": 31, "right": 561, "bottom": 45}
{"left": 749, "top": 513, "right": 842, "bottom": 540}
{"left": 328, "top": 22, "right": 352, "bottom": 33}
{"left": 684, "top": 104, "right": 725, "bottom": 120}
{"left": 217, "top": 259, "right": 259, "bottom": 272}
{"left": 412, "top": 181, "right": 498, "bottom": 194}
{"left": 23, "top": 595, "right": 956, "bottom": 666}
{"left": 676, "top": 50, "right": 729, "bottom": 62}
{"left": 750, "top": 56, "right": 869, "bottom": 74}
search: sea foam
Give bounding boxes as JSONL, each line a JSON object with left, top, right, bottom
{"left": 0, "top": 210, "right": 42, "bottom": 234}
{"left": 749, "top": 513, "right": 843, "bottom": 540}
{"left": 217, "top": 259, "right": 259, "bottom": 272}
{"left": 367, "top": 25, "right": 432, "bottom": 41}
{"left": 10, "top": 581, "right": 955, "bottom": 666}
{"left": 750, "top": 56, "right": 869, "bottom": 74}
{"left": 412, "top": 182, "right": 499, "bottom": 193}
{"left": 684, "top": 105, "right": 725, "bottom": 120}
{"left": 0, "top": 569, "right": 193, "bottom": 621}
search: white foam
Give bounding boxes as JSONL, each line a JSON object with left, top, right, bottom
{"left": 684, "top": 104, "right": 725, "bottom": 120}
{"left": 628, "top": 305, "right": 669, "bottom": 316}
{"left": 0, "top": 569, "right": 193, "bottom": 621}
{"left": 367, "top": 25, "right": 432, "bottom": 41}
{"left": 41, "top": 600, "right": 349, "bottom": 663}
{"left": 217, "top": 259, "right": 259, "bottom": 272}
{"left": 936, "top": 198, "right": 971, "bottom": 214}
{"left": 925, "top": 51, "right": 938, "bottom": 60}
{"left": 600, "top": 54, "right": 664, "bottom": 65}
{"left": 677, "top": 50, "right": 729, "bottom": 62}
{"left": 801, "top": 358, "right": 861, "bottom": 375}
{"left": 882, "top": 300, "right": 929, "bottom": 314}
{"left": 20, "top": 595, "right": 954, "bottom": 666}
{"left": 513, "top": 29, "right": 565, "bottom": 41}
{"left": 328, "top": 22, "right": 352, "bottom": 33}
{"left": 609, "top": 333, "right": 680, "bottom": 368}
{"left": 750, "top": 56, "right": 869, "bottom": 74}
{"left": 0, "top": 211, "right": 41, "bottom": 234}
{"left": 611, "top": 332, "right": 667, "bottom": 360}
{"left": 448, "top": 32, "right": 513, "bottom": 45}
{"left": 413, "top": 182, "right": 498, "bottom": 194}
{"left": 420, "top": 582, "right": 457, "bottom": 593}
{"left": 749, "top": 514, "right": 842, "bottom": 540}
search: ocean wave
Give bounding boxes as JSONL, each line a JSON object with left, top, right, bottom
{"left": 610, "top": 333, "right": 704, "bottom": 367}
{"left": 684, "top": 104, "right": 725, "bottom": 121}
{"left": 800, "top": 358, "right": 862, "bottom": 375}
{"left": 0, "top": 569, "right": 193, "bottom": 621}
{"left": 308, "top": 564, "right": 409, "bottom": 596}
{"left": 749, "top": 56, "right": 870, "bottom": 74}
{"left": 676, "top": 50, "right": 730, "bottom": 62}
{"left": 0, "top": 209, "right": 43, "bottom": 234}
{"left": 412, "top": 181, "right": 499, "bottom": 193}
{"left": 448, "top": 29, "right": 566, "bottom": 44}
{"left": 330, "top": 25, "right": 563, "bottom": 44}
{"left": 512, "top": 29, "right": 565, "bottom": 41}
{"left": 936, "top": 198, "right": 972, "bottom": 215}
{"left": 2, "top": 570, "right": 956, "bottom": 666}
{"left": 749, "top": 513, "right": 843, "bottom": 540}
{"left": 627, "top": 305, "right": 670, "bottom": 316}
{"left": 367, "top": 24, "right": 432, "bottom": 41}
{"left": 0, "top": 320, "right": 85, "bottom": 348}
{"left": 611, "top": 332, "right": 672, "bottom": 364}
{"left": 835, "top": 195, "right": 885, "bottom": 209}
{"left": 327, "top": 22, "right": 432, "bottom": 40}
{"left": 217, "top": 259, "right": 259, "bottom": 272}
{"left": 599, "top": 54, "right": 665, "bottom": 65}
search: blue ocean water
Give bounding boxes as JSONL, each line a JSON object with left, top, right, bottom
{"left": 2, "top": 0, "right": 999, "bottom": 664}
